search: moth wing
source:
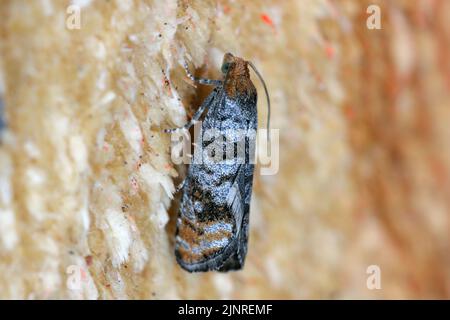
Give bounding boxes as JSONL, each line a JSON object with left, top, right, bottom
{"left": 175, "top": 165, "right": 248, "bottom": 272}
{"left": 226, "top": 165, "right": 246, "bottom": 234}
{"left": 216, "top": 163, "right": 254, "bottom": 272}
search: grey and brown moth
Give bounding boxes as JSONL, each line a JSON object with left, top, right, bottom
{"left": 166, "top": 53, "right": 270, "bottom": 272}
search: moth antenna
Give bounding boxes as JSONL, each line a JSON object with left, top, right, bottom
{"left": 248, "top": 61, "right": 271, "bottom": 144}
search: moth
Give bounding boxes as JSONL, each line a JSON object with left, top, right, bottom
{"left": 166, "top": 53, "right": 270, "bottom": 272}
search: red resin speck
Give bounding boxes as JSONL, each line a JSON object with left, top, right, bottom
{"left": 261, "top": 13, "right": 275, "bottom": 30}
{"left": 325, "top": 43, "right": 335, "bottom": 59}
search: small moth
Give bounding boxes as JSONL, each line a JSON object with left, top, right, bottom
{"left": 166, "top": 53, "right": 270, "bottom": 272}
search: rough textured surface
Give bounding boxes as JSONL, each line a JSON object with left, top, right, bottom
{"left": 0, "top": 0, "right": 449, "bottom": 299}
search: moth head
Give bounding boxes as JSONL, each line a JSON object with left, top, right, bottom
{"left": 221, "top": 52, "right": 237, "bottom": 74}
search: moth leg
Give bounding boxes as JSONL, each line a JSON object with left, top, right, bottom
{"left": 164, "top": 88, "right": 217, "bottom": 133}
{"left": 175, "top": 178, "right": 186, "bottom": 193}
{"left": 184, "top": 62, "right": 222, "bottom": 86}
